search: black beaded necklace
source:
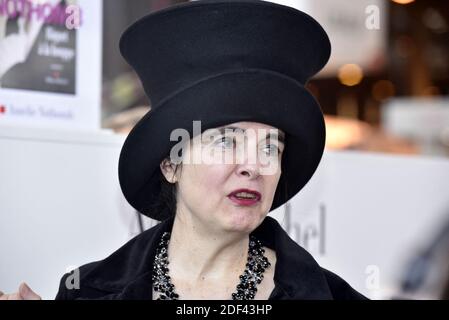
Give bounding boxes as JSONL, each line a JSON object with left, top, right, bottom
{"left": 152, "top": 231, "right": 270, "bottom": 300}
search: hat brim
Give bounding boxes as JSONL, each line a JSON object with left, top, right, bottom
{"left": 118, "top": 69, "right": 326, "bottom": 219}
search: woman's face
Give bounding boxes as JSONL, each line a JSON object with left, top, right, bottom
{"left": 161, "top": 121, "right": 285, "bottom": 234}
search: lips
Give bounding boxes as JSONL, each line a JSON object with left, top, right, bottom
{"left": 227, "top": 188, "right": 262, "bottom": 206}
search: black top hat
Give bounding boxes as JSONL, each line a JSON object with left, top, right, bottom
{"left": 118, "top": 0, "right": 331, "bottom": 220}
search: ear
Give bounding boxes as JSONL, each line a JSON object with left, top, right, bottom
{"left": 160, "top": 158, "right": 178, "bottom": 183}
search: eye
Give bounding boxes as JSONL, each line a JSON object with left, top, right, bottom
{"left": 215, "top": 136, "right": 235, "bottom": 149}
{"left": 261, "top": 143, "right": 281, "bottom": 156}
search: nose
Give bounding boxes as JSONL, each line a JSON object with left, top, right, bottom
{"left": 236, "top": 163, "right": 261, "bottom": 180}
{"left": 234, "top": 166, "right": 260, "bottom": 180}
{"left": 234, "top": 135, "right": 262, "bottom": 179}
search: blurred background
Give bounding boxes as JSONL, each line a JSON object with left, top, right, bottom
{"left": 1, "top": 0, "right": 449, "bottom": 300}
{"left": 101, "top": 0, "right": 449, "bottom": 158}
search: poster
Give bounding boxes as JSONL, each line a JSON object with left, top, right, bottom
{"left": 0, "top": 0, "right": 102, "bottom": 130}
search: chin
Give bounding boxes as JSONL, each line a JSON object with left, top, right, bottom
{"left": 224, "top": 210, "right": 263, "bottom": 233}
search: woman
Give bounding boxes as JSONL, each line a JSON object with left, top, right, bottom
{"left": 1, "top": 0, "right": 367, "bottom": 300}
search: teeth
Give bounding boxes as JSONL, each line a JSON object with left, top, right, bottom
{"left": 234, "top": 192, "right": 257, "bottom": 199}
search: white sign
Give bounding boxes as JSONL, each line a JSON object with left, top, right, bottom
{"left": 1, "top": 127, "right": 449, "bottom": 299}
{"left": 270, "top": 150, "right": 449, "bottom": 299}
{"left": 0, "top": 0, "right": 103, "bottom": 130}
{"left": 382, "top": 98, "right": 449, "bottom": 157}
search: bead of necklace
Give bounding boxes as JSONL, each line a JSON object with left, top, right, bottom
{"left": 152, "top": 231, "right": 270, "bottom": 300}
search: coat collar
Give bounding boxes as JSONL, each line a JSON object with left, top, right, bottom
{"left": 80, "top": 215, "right": 333, "bottom": 299}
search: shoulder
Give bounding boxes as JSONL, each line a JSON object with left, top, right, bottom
{"left": 55, "top": 219, "right": 169, "bottom": 300}
{"left": 256, "top": 217, "right": 368, "bottom": 300}
{"left": 55, "top": 262, "right": 121, "bottom": 300}
{"left": 320, "top": 267, "right": 369, "bottom": 300}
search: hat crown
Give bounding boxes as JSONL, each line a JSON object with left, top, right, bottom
{"left": 119, "top": 0, "right": 331, "bottom": 108}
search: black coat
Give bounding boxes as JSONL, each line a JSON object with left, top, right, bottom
{"left": 55, "top": 216, "right": 367, "bottom": 300}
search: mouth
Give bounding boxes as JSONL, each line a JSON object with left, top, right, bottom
{"left": 227, "top": 189, "right": 262, "bottom": 206}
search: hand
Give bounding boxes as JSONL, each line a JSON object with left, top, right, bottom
{"left": 0, "top": 283, "right": 42, "bottom": 300}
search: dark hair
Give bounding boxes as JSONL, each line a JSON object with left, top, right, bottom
{"left": 148, "top": 159, "right": 181, "bottom": 220}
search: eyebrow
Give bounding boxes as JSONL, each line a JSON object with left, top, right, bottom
{"left": 215, "top": 126, "right": 285, "bottom": 144}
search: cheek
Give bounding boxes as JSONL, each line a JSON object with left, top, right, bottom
{"left": 179, "top": 164, "right": 232, "bottom": 204}
{"left": 264, "top": 172, "right": 282, "bottom": 202}
{"left": 194, "top": 164, "right": 230, "bottom": 190}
